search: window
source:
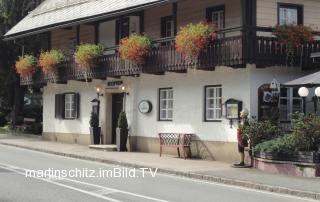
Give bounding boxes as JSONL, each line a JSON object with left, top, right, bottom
{"left": 206, "top": 5, "right": 225, "bottom": 38}
{"left": 205, "top": 86, "right": 222, "bottom": 121}
{"left": 159, "top": 88, "right": 173, "bottom": 121}
{"left": 278, "top": 4, "right": 303, "bottom": 25}
{"left": 55, "top": 93, "right": 80, "bottom": 119}
{"left": 161, "top": 16, "right": 174, "bottom": 46}
{"left": 65, "top": 93, "right": 77, "bottom": 119}
{"left": 279, "top": 87, "right": 303, "bottom": 122}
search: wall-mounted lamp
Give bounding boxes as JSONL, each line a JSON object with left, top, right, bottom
{"left": 95, "top": 86, "right": 104, "bottom": 98}
{"left": 119, "top": 85, "right": 129, "bottom": 95}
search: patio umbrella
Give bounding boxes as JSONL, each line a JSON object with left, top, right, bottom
{"left": 284, "top": 71, "right": 320, "bottom": 87}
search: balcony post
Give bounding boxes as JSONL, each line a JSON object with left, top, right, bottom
{"left": 241, "top": 0, "right": 257, "bottom": 65}
{"left": 172, "top": 2, "right": 178, "bottom": 36}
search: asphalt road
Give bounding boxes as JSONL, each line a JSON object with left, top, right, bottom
{"left": 0, "top": 144, "right": 317, "bottom": 202}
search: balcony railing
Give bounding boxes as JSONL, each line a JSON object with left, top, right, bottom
{"left": 20, "top": 26, "right": 320, "bottom": 86}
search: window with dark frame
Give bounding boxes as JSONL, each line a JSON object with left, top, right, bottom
{"left": 55, "top": 93, "right": 80, "bottom": 120}
{"left": 159, "top": 88, "right": 173, "bottom": 121}
{"left": 161, "top": 16, "right": 174, "bottom": 46}
{"left": 279, "top": 87, "right": 303, "bottom": 122}
{"left": 206, "top": 5, "right": 225, "bottom": 38}
{"left": 204, "top": 85, "right": 222, "bottom": 121}
{"left": 278, "top": 3, "right": 303, "bottom": 25}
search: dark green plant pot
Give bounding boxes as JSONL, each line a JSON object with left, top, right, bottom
{"left": 90, "top": 127, "right": 101, "bottom": 145}
{"left": 116, "top": 128, "right": 128, "bottom": 152}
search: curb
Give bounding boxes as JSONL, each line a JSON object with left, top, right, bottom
{"left": 1, "top": 142, "right": 319, "bottom": 201}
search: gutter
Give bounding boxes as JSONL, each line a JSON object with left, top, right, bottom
{"left": 4, "top": 0, "right": 175, "bottom": 41}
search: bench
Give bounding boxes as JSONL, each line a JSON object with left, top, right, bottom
{"left": 15, "top": 118, "right": 36, "bottom": 132}
{"left": 159, "top": 133, "right": 192, "bottom": 159}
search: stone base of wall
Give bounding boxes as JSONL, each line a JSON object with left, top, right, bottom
{"left": 42, "top": 132, "right": 91, "bottom": 145}
{"left": 254, "top": 158, "right": 320, "bottom": 178}
{"left": 130, "top": 136, "right": 248, "bottom": 163}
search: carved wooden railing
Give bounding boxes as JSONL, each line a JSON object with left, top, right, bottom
{"left": 20, "top": 26, "right": 320, "bottom": 86}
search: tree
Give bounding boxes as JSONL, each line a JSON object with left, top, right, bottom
{"left": 0, "top": 0, "right": 44, "bottom": 126}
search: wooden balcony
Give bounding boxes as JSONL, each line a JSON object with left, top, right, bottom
{"left": 20, "top": 27, "right": 320, "bottom": 86}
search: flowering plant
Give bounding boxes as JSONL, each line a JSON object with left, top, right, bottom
{"left": 175, "top": 22, "right": 217, "bottom": 61}
{"left": 39, "top": 49, "right": 66, "bottom": 73}
{"left": 273, "top": 25, "right": 314, "bottom": 64}
{"left": 118, "top": 34, "right": 152, "bottom": 64}
{"left": 75, "top": 44, "right": 104, "bottom": 69}
{"left": 15, "top": 55, "right": 38, "bottom": 78}
{"left": 273, "top": 24, "right": 314, "bottom": 48}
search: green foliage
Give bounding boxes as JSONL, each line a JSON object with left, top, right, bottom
{"left": 0, "top": 111, "right": 7, "bottom": 127}
{"left": 175, "top": 22, "right": 217, "bottom": 60}
{"left": 290, "top": 112, "right": 320, "bottom": 151}
{"left": 39, "top": 49, "right": 66, "bottom": 73}
{"left": 254, "top": 134, "right": 294, "bottom": 153}
{"left": 243, "top": 120, "right": 280, "bottom": 147}
{"left": 75, "top": 44, "right": 104, "bottom": 68}
{"left": 89, "top": 112, "right": 99, "bottom": 128}
{"left": 117, "top": 111, "right": 128, "bottom": 129}
{"left": 119, "top": 34, "right": 152, "bottom": 64}
{"left": 24, "top": 122, "right": 42, "bottom": 135}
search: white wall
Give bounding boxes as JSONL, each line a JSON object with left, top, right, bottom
{"left": 43, "top": 80, "right": 107, "bottom": 136}
{"left": 42, "top": 66, "right": 313, "bottom": 144}
{"left": 123, "top": 66, "right": 311, "bottom": 143}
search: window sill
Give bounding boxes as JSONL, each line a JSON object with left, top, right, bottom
{"left": 204, "top": 120, "right": 222, "bottom": 122}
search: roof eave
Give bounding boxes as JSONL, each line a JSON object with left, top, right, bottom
{"left": 4, "top": 0, "right": 173, "bottom": 41}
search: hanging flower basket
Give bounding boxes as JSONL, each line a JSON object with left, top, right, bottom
{"left": 175, "top": 22, "right": 217, "bottom": 61}
{"left": 39, "top": 49, "right": 66, "bottom": 83}
{"left": 15, "top": 55, "right": 38, "bottom": 78}
{"left": 75, "top": 43, "right": 104, "bottom": 69}
{"left": 118, "top": 34, "right": 152, "bottom": 65}
{"left": 273, "top": 24, "right": 314, "bottom": 64}
{"left": 74, "top": 43, "right": 104, "bottom": 81}
{"left": 39, "top": 49, "right": 66, "bottom": 73}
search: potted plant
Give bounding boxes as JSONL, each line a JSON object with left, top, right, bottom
{"left": 116, "top": 111, "right": 129, "bottom": 152}
{"left": 74, "top": 43, "right": 104, "bottom": 81}
{"left": 118, "top": 33, "right": 152, "bottom": 65}
{"left": 15, "top": 55, "right": 38, "bottom": 78}
{"left": 39, "top": 49, "right": 66, "bottom": 83}
{"left": 175, "top": 22, "right": 217, "bottom": 61}
{"left": 273, "top": 24, "right": 314, "bottom": 64}
{"left": 89, "top": 112, "right": 100, "bottom": 145}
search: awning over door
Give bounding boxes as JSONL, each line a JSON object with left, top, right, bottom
{"left": 284, "top": 71, "right": 320, "bottom": 87}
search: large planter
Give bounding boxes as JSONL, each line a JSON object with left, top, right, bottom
{"left": 116, "top": 128, "right": 128, "bottom": 152}
{"left": 254, "top": 151, "right": 320, "bottom": 164}
{"left": 90, "top": 127, "right": 101, "bottom": 145}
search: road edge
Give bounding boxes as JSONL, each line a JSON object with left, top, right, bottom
{"left": 0, "top": 142, "right": 319, "bottom": 201}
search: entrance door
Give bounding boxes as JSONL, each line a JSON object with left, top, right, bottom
{"left": 112, "top": 93, "right": 124, "bottom": 144}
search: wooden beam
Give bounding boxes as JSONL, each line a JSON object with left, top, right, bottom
{"left": 139, "top": 11, "right": 145, "bottom": 33}
{"left": 172, "top": 2, "right": 178, "bottom": 35}
{"left": 76, "top": 25, "right": 80, "bottom": 45}
{"left": 94, "top": 23, "right": 99, "bottom": 44}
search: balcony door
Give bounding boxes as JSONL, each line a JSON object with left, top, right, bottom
{"left": 116, "top": 16, "right": 140, "bottom": 45}
{"left": 206, "top": 5, "right": 225, "bottom": 38}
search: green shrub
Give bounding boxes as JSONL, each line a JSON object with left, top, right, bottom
{"left": 89, "top": 112, "right": 99, "bottom": 128}
{"left": 290, "top": 112, "right": 320, "bottom": 151}
{"left": 243, "top": 120, "right": 280, "bottom": 147}
{"left": 24, "top": 122, "right": 42, "bottom": 135}
{"left": 0, "top": 112, "right": 7, "bottom": 127}
{"left": 117, "top": 112, "right": 128, "bottom": 129}
{"left": 254, "top": 134, "right": 294, "bottom": 153}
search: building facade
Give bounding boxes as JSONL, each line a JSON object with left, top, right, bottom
{"left": 5, "top": 0, "right": 320, "bottom": 162}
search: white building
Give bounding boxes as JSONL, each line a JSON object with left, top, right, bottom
{"left": 5, "top": 0, "right": 320, "bottom": 162}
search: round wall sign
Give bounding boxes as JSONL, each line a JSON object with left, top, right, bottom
{"left": 138, "top": 100, "right": 152, "bottom": 114}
